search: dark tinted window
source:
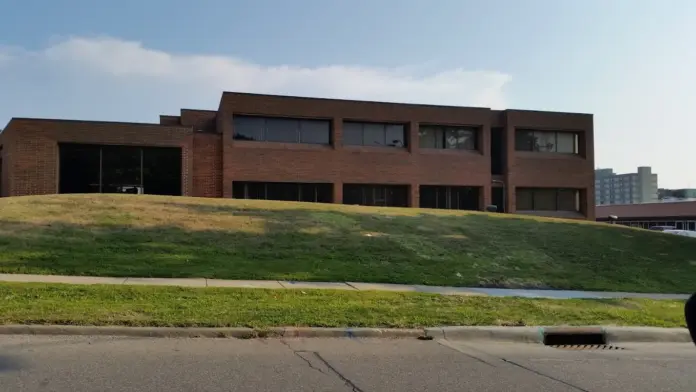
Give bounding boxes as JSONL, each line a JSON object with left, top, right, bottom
{"left": 266, "top": 182, "right": 299, "bottom": 201}
{"left": 516, "top": 189, "right": 534, "bottom": 210}
{"left": 143, "top": 147, "right": 182, "bottom": 196}
{"left": 300, "top": 120, "right": 331, "bottom": 144}
{"left": 419, "top": 186, "right": 435, "bottom": 209}
{"left": 490, "top": 127, "right": 504, "bottom": 175}
{"left": 516, "top": 188, "right": 579, "bottom": 211}
{"left": 342, "top": 122, "right": 364, "bottom": 146}
{"left": 342, "top": 184, "right": 408, "bottom": 207}
{"left": 58, "top": 144, "right": 181, "bottom": 196}
{"left": 452, "top": 187, "right": 479, "bottom": 210}
{"left": 233, "top": 116, "right": 264, "bottom": 141}
{"left": 532, "top": 189, "right": 558, "bottom": 210}
{"left": 265, "top": 118, "right": 299, "bottom": 143}
{"left": 363, "top": 123, "right": 385, "bottom": 146}
{"left": 343, "top": 122, "right": 407, "bottom": 148}
{"left": 419, "top": 186, "right": 480, "bottom": 210}
{"left": 419, "top": 125, "right": 477, "bottom": 150}
{"left": 246, "top": 182, "right": 266, "bottom": 199}
{"left": 233, "top": 115, "right": 330, "bottom": 145}
{"left": 386, "top": 125, "right": 406, "bottom": 147}
{"left": 557, "top": 189, "right": 578, "bottom": 211}
{"left": 232, "top": 182, "right": 332, "bottom": 203}
{"left": 515, "top": 130, "right": 535, "bottom": 151}
{"left": 59, "top": 144, "right": 101, "bottom": 193}
{"left": 101, "top": 145, "right": 141, "bottom": 193}
{"left": 515, "top": 129, "right": 578, "bottom": 154}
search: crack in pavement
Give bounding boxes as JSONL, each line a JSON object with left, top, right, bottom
{"left": 279, "top": 340, "right": 328, "bottom": 376}
{"left": 501, "top": 358, "right": 591, "bottom": 392}
{"left": 312, "top": 352, "right": 366, "bottom": 392}
{"left": 294, "top": 351, "right": 329, "bottom": 376}
{"left": 279, "top": 340, "right": 365, "bottom": 392}
{"left": 436, "top": 339, "right": 497, "bottom": 367}
{"left": 438, "top": 340, "right": 591, "bottom": 390}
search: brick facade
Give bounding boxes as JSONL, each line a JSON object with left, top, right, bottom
{"left": 0, "top": 92, "right": 595, "bottom": 219}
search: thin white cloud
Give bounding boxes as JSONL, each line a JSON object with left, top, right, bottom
{"left": 0, "top": 36, "right": 511, "bottom": 125}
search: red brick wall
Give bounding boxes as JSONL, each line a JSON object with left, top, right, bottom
{"left": 180, "top": 109, "right": 217, "bottom": 132}
{"left": 2, "top": 94, "right": 595, "bottom": 220}
{"left": 159, "top": 115, "right": 180, "bottom": 126}
{"left": 216, "top": 93, "right": 593, "bottom": 218}
{"left": 218, "top": 93, "right": 494, "bottom": 207}
{"left": 192, "top": 133, "right": 222, "bottom": 197}
{"left": 503, "top": 110, "right": 595, "bottom": 219}
{"left": 0, "top": 130, "right": 8, "bottom": 197}
{"left": 3, "top": 119, "right": 194, "bottom": 196}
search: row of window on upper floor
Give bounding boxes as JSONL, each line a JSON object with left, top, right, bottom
{"left": 231, "top": 115, "right": 579, "bottom": 154}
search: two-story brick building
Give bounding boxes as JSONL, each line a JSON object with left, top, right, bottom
{"left": 0, "top": 92, "right": 595, "bottom": 219}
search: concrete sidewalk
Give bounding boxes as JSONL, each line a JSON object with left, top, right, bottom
{"left": 0, "top": 273, "right": 689, "bottom": 300}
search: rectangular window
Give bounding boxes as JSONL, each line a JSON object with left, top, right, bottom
{"left": 515, "top": 129, "right": 578, "bottom": 154}
{"left": 101, "top": 145, "right": 142, "bottom": 193}
{"left": 530, "top": 189, "right": 556, "bottom": 210}
{"left": 515, "top": 189, "right": 534, "bottom": 210}
{"left": 418, "top": 125, "right": 477, "bottom": 150}
{"left": 266, "top": 182, "right": 300, "bottom": 201}
{"left": 343, "top": 122, "right": 407, "bottom": 148}
{"left": 515, "top": 130, "right": 535, "bottom": 151}
{"left": 363, "top": 123, "right": 385, "bottom": 146}
{"left": 556, "top": 132, "right": 578, "bottom": 153}
{"left": 515, "top": 188, "right": 580, "bottom": 211}
{"left": 300, "top": 120, "right": 331, "bottom": 144}
{"left": 58, "top": 144, "right": 101, "bottom": 194}
{"left": 233, "top": 115, "right": 331, "bottom": 145}
{"left": 342, "top": 184, "right": 408, "bottom": 207}
{"left": 419, "top": 186, "right": 480, "bottom": 210}
{"left": 232, "top": 182, "right": 332, "bottom": 203}
{"left": 58, "top": 143, "right": 182, "bottom": 196}
{"left": 385, "top": 125, "right": 407, "bottom": 147}
{"left": 232, "top": 116, "right": 264, "bottom": 141}
{"left": 142, "top": 147, "right": 183, "bottom": 196}
{"left": 265, "top": 118, "right": 300, "bottom": 143}
{"left": 535, "top": 132, "right": 556, "bottom": 153}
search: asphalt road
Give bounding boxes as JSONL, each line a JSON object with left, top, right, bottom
{"left": 1, "top": 336, "right": 695, "bottom": 391}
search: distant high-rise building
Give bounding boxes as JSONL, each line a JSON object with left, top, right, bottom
{"left": 595, "top": 167, "right": 658, "bottom": 205}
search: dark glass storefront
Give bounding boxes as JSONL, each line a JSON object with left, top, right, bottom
{"left": 59, "top": 143, "right": 182, "bottom": 196}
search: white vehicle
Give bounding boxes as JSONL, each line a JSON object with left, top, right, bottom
{"left": 663, "top": 229, "right": 696, "bottom": 238}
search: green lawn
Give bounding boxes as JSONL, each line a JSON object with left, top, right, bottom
{"left": 0, "top": 282, "right": 686, "bottom": 328}
{"left": 0, "top": 194, "right": 695, "bottom": 293}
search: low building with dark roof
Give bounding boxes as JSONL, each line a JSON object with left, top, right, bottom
{"left": 596, "top": 201, "right": 696, "bottom": 231}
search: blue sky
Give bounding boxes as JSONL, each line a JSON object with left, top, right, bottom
{"left": 1, "top": 0, "right": 694, "bottom": 188}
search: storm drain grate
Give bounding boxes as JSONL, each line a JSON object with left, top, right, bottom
{"left": 550, "top": 344, "right": 625, "bottom": 351}
{"left": 541, "top": 327, "right": 620, "bottom": 350}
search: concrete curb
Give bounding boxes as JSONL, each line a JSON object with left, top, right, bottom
{"left": 604, "top": 327, "right": 692, "bottom": 343}
{"left": 425, "top": 326, "right": 543, "bottom": 343}
{"left": 0, "top": 325, "right": 690, "bottom": 343}
{"left": 0, "top": 325, "right": 424, "bottom": 339}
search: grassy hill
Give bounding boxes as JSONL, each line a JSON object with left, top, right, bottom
{"left": 0, "top": 194, "right": 694, "bottom": 293}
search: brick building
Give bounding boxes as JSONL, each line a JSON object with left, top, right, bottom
{"left": 596, "top": 201, "right": 696, "bottom": 230}
{"left": 0, "top": 92, "right": 595, "bottom": 219}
